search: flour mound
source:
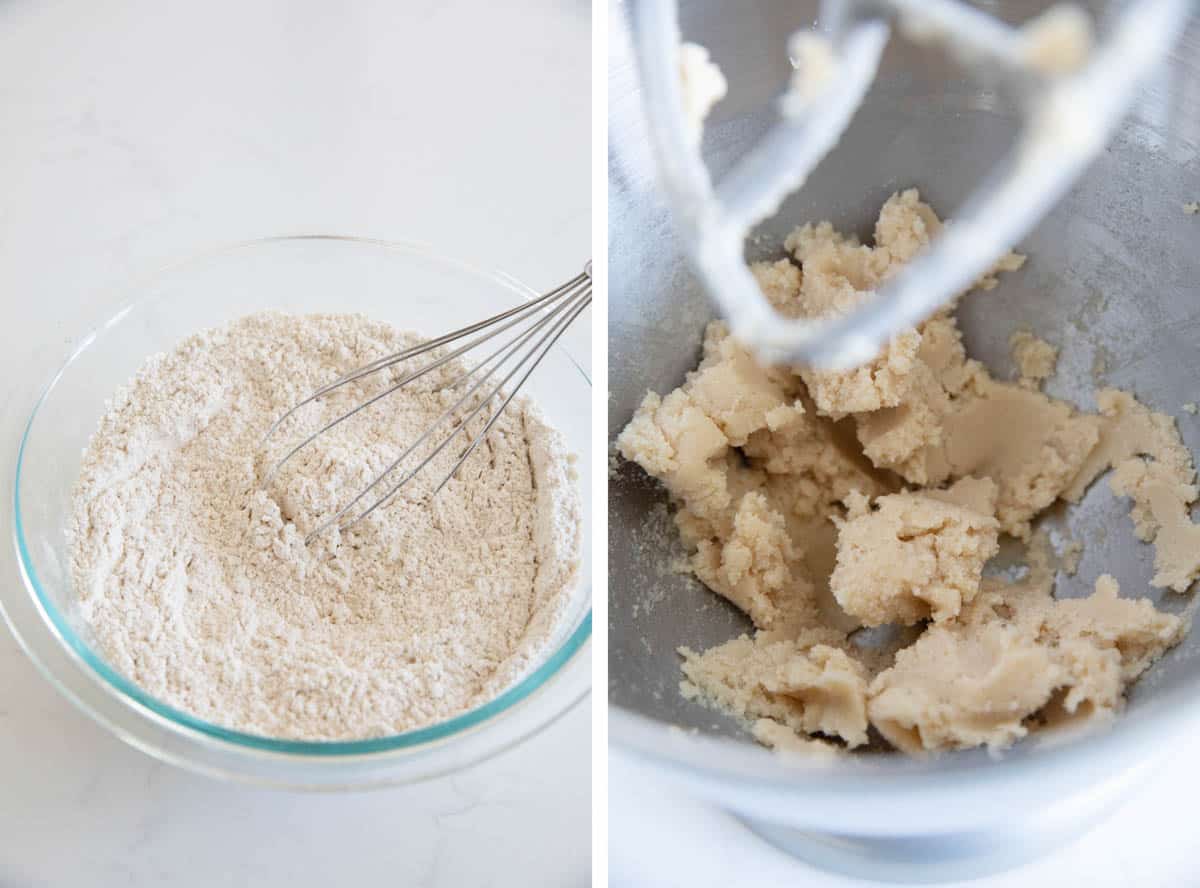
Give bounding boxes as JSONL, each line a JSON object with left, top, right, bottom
{"left": 69, "top": 312, "right": 581, "bottom": 741}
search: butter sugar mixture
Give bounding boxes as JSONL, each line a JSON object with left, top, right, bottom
{"left": 618, "top": 190, "right": 1196, "bottom": 756}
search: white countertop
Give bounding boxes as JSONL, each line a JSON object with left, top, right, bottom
{"left": 0, "top": 1, "right": 591, "bottom": 886}
{"left": 610, "top": 745, "right": 1200, "bottom": 887}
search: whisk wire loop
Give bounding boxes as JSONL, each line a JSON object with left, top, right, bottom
{"left": 260, "top": 263, "right": 591, "bottom": 542}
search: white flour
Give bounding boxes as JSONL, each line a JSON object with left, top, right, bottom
{"left": 68, "top": 312, "right": 581, "bottom": 740}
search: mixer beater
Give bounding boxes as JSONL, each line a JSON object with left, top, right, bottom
{"left": 633, "top": 0, "right": 1193, "bottom": 368}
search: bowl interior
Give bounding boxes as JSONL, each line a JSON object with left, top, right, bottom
{"left": 16, "top": 236, "right": 592, "bottom": 754}
{"left": 609, "top": 0, "right": 1200, "bottom": 767}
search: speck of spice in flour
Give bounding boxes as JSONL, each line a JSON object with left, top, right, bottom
{"left": 68, "top": 312, "right": 581, "bottom": 741}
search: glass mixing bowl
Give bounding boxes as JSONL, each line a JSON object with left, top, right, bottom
{"left": 2, "top": 236, "right": 591, "bottom": 788}
{"left": 610, "top": 0, "right": 1200, "bottom": 880}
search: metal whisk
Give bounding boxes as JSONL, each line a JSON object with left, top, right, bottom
{"left": 262, "top": 262, "right": 591, "bottom": 542}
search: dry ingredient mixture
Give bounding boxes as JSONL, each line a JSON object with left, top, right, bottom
{"left": 618, "top": 190, "right": 1198, "bottom": 757}
{"left": 69, "top": 312, "right": 580, "bottom": 741}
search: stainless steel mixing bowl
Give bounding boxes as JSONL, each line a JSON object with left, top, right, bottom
{"left": 609, "top": 1, "right": 1200, "bottom": 880}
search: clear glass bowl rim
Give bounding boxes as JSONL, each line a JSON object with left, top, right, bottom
{"left": 11, "top": 234, "right": 592, "bottom": 758}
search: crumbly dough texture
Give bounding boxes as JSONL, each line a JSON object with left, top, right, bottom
{"left": 1010, "top": 331, "right": 1058, "bottom": 389}
{"left": 831, "top": 479, "right": 1000, "bottom": 627}
{"left": 619, "top": 190, "right": 1195, "bottom": 757}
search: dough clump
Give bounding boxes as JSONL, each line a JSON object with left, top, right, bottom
{"left": 831, "top": 479, "right": 1000, "bottom": 626}
{"left": 1010, "top": 331, "right": 1058, "bottom": 389}
{"left": 618, "top": 191, "right": 1194, "bottom": 757}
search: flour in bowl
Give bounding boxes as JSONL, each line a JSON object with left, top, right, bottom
{"left": 68, "top": 312, "right": 581, "bottom": 741}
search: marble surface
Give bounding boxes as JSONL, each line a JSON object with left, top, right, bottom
{"left": 0, "top": 1, "right": 590, "bottom": 886}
